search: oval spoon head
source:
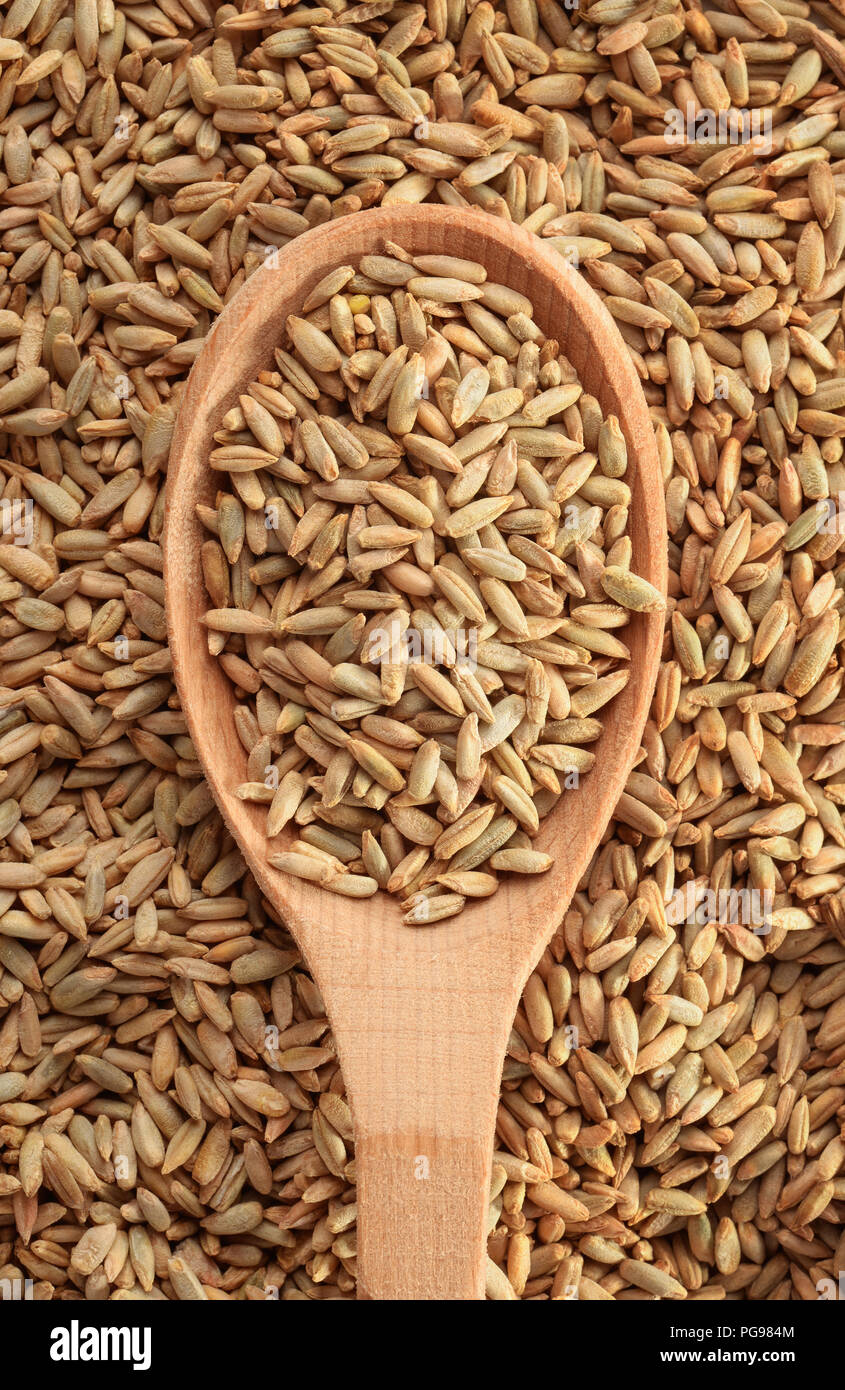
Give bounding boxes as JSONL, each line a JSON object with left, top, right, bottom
{"left": 164, "top": 204, "right": 667, "bottom": 1299}
{"left": 165, "top": 204, "right": 665, "bottom": 960}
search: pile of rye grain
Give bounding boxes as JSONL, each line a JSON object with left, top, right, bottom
{"left": 202, "top": 244, "right": 665, "bottom": 926}
{"left": 1, "top": 0, "right": 845, "bottom": 1301}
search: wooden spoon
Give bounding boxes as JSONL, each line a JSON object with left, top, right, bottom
{"left": 163, "top": 205, "right": 667, "bottom": 1301}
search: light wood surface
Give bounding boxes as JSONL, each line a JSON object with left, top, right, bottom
{"left": 163, "top": 205, "right": 667, "bottom": 1300}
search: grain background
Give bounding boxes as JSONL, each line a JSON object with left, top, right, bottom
{"left": 1, "top": 0, "right": 845, "bottom": 1301}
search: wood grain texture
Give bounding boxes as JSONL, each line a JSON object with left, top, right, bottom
{"left": 163, "top": 205, "right": 667, "bottom": 1300}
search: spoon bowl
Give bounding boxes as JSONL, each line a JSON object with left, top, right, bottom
{"left": 164, "top": 204, "right": 667, "bottom": 1300}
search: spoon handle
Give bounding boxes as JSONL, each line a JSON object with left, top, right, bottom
{"left": 322, "top": 939, "right": 518, "bottom": 1300}
{"left": 355, "top": 1133, "right": 493, "bottom": 1300}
